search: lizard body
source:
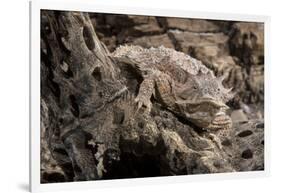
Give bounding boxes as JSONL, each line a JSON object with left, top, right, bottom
{"left": 112, "top": 45, "right": 234, "bottom": 130}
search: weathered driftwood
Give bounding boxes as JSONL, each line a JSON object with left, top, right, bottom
{"left": 41, "top": 10, "right": 127, "bottom": 181}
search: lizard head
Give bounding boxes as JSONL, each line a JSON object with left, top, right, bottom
{"left": 175, "top": 71, "right": 234, "bottom": 131}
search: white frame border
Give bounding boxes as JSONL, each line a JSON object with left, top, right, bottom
{"left": 30, "top": 0, "right": 271, "bottom": 192}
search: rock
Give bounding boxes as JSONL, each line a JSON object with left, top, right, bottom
{"left": 168, "top": 30, "right": 229, "bottom": 55}
{"left": 231, "top": 109, "right": 249, "bottom": 123}
{"left": 100, "top": 36, "right": 117, "bottom": 52}
{"left": 192, "top": 47, "right": 236, "bottom": 72}
{"left": 229, "top": 22, "right": 264, "bottom": 67}
{"left": 225, "top": 62, "right": 245, "bottom": 83}
{"left": 158, "top": 18, "right": 220, "bottom": 32}
{"left": 105, "top": 15, "right": 156, "bottom": 27}
{"left": 117, "top": 21, "right": 163, "bottom": 43}
{"left": 132, "top": 23, "right": 163, "bottom": 35}
{"left": 229, "top": 120, "right": 264, "bottom": 171}
{"left": 211, "top": 20, "right": 234, "bottom": 33}
{"left": 247, "top": 65, "right": 264, "bottom": 103}
{"left": 130, "top": 34, "right": 175, "bottom": 49}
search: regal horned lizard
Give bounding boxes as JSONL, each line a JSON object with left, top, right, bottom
{"left": 111, "top": 45, "right": 234, "bottom": 131}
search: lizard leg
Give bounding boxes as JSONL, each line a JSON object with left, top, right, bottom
{"left": 135, "top": 77, "right": 154, "bottom": 112}
{"left": 63, "top": 129, "right": 99, "bottom": 181}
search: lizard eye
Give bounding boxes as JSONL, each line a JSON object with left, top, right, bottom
{"left": 143, "top": 70, "right": 150, "bottom": 77}
{"left": 193, "top": 86, "right": 198, "bottom": 90}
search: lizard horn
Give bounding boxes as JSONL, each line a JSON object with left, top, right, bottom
{"left": 225, "top": 87, "right": 233, "bottom": 93}
{"left": 217, "top": 73, "right": 228, "bottom": 83}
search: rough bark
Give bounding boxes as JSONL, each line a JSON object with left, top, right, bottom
{"left": 41, "top": 10, "right": 126, "bottom": 181}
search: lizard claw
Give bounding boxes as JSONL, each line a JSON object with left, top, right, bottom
{"left": 135, "top": 96, "right": 152, "bottom": 112}
{"left": 208, "top": 133, "right": 223, "bottom": 150}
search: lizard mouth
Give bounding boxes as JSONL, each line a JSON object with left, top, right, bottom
{"left": 176, "top": 98, "right": 229, "bottom": 114}
{"left": 176, "top": 98, "right": 232, "bottom": 130}
{"left": 207, "top": 112, "right": 232, "bottom": 131}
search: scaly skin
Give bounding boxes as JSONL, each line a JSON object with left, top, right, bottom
{"left": 112, "top": 45, "right": 234, "bottom": 131}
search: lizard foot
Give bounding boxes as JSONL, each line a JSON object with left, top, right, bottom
{"left": 208, "top": 133, "right": 223, "bottom": 150}
{"left": 135, "top": 95, "right": 152, "bottom": 112}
